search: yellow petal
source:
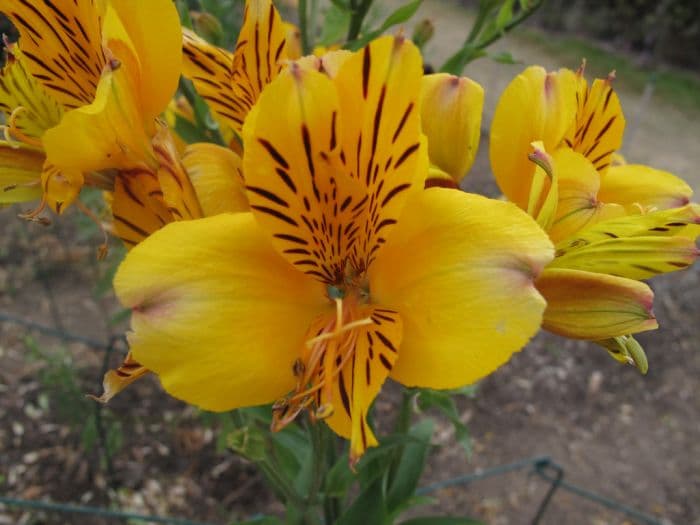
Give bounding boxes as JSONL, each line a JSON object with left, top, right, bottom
{"left": 182, "top": 143, "right": 249, "bottom": 216}
{"left": 598, "top": 164, "right": 693, "bottom": 211}
{"left": 112, "top": 170, "right": 173, "bottom": 249}
{"left": 41, "top": 162, "right": 83, "bottom": 214}
{"left": 526, "top": 142, "right": 559, "bottom": 231}
{"left": 0, "top": 141, "right": 44, "bottom": 203}
{"left": 43, "top": 57, "right": 154, "bottom": 173}
{"left": 548, "top": 147, "right": 625, "bottom": 243}
{"left": 2, "top": 0, "right": 106, "bottom": 109}
{"left": 490, "top": 66, "right": 577, "bottom": 208}
{"left": 0, "top": 49, "right": 63, "bottom": 139}
{"left": 563, "top": 75, "right": 624, "bottom": 174}
{"left": 243, "top": 36, "right": 427, "bottom": 282}
{"left": 420, "top": 73, "right": 483, "bottom": 183}
{"left": 181, "top": 29, "right": 239, "bottom": 132}
{"left": 114, "top": 213, "right": 327, "bottom": 411}
{"left": 536, "top": 268, "right": 657, "bottom": 339}
{"left": 283, "top": 22, "right": 303, "bottom": 60}
{"left": 369, "top": 188, "right": 554, "bottom": 389}
{"left": 296, "top": 306, "right": 403, "bottom": 464}
{"left": 555, "top": 203, "right": 700, "bottom": 249}
{"left": 109, "top": 0, "right": 182, "bottom": 120}
{"left": 152, "top": 125, "right": 203, "bottom": 221}
{"left": 550, "top": 236, "right": 699, "bottom": 279}
{"left": 90, "top": 352, "right": 150, "bottom": 403}
{"left": 334, "top": 36, "right": 427, "bottom": 266}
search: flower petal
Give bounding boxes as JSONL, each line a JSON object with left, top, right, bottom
{"left": 369, "top": 188, "right": 554, "bottom": 389}
{"left": 112, "top": 170, "right": 174, "bottom": 248}
{"left": 0, "top": 141, "right": 43, "bottom": 203}
{"left": 0, "top": 49, "right": 63, "bottom": 138}
{"left": 182, "top": 143, "right": 249, "bottom": 216}
{"left": 548, "top": 147, "right": 625, "bottom": 243}
{"left": 420, "top": 73, "right": 484, "bottom": 183}
{"left": 536, "top": 268, "right": 657, "bottom": 339}
{"left": 243, "top": 36, "right": 427, "bottom": 282}
{"left": 563, "top": 75, "right": 624, "bottom": 174}
{"left": 2, "top": 0, "right": 106, "bottom": 109}
{"left": 90, "top": 351, "right": 150, "bottom": 403}
{"left": 114, "top": 213, "right": 327, "bottom": 411}
{"left": 109, "top": 0, "right": 182, "bottom": 120}
{"left": 550, "top": 236, "right": 699, "bottom": 279}
{"left": 598, "top": 164, "right": 693, "bottom": 211}
{"left": 490, "top": 66, "right": 577, "bottom": 208}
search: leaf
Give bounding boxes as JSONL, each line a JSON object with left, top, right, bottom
{"left": 490, "top": 51, "right": 520, "bottom": 64}
{"left": 319, "top": 3, "right": 351, "bottom": 46}
{"left": 386, "top": 419, "right": 435, "bottom": 512}
{"left": 399, "top": 517, "right": 484, "bottom": 525}
{"left": 416, "top": 389, "right": 472, "bottom": 455}
{"left": 495, "top": 0, "right": 515, "bottom": 30}
{"left": 346, "top": 0, "right": 422, "bottom": 50}
{"left": 336, "top": 479, "right": 388, "bottom": 525}
{"left": 325, "top": 450, "right": 356, "bottom": 498}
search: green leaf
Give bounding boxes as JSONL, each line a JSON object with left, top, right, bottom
{"left": 346, "top": 0, "right": 422, "bottom": 50}
{"left": 495, "top": 0, "right": 515, "bottom": 30}
{"left": 416, "top": 389, "right": 472, "bottom": 456}
{"left": 490, "top": 51, "right": 520, "bottom": 64}
{"left": 325, "top": 450, "right": 356, "bottom": 498}
{"left": 336, "top": 479, "right": 388, "bottom": 525}
{"left": 319, "top": 3, "right": 351, "bottom": 46}
{"left": 386, "top": 419, "right": 434, "bottom": 512}
{"left": 399, "top": 517, "right": 484, "bottom": 525}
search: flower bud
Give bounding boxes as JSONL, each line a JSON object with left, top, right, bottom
{"left": 420, "top": 73, "right": 484, "bottom": 184}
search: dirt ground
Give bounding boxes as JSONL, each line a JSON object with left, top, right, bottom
{"left": 1, "top": 2, "right": 699, "bottom": 524}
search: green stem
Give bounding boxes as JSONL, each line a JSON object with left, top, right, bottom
{"left": 298, "top": 0, "right": 311, "bottom": 55}
{"left": 386, "top": 390, "right": 413, "bottom": 488}
{"left": 346, "top": 0, "right": 373, "bottom": 43}
{"left": 323, "top": 431, "right": 340, "bottom": 524}
{"left": 475, "top": 0, "right": 543, "bottom": 51}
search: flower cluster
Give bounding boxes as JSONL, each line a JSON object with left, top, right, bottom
{"left": 1, "top": 0, "right": 697, "bottom": 465}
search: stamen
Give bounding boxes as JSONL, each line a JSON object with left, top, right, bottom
{"left": 6, "top": 107, "right": 43, "bottom": 148}
{"left": 272, "top": 297, "right": 373, "bottom": 432}
{"left": 18, "top": 197, "right": 50, "bottom": 226}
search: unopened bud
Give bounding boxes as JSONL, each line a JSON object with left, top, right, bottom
{"left": 412, "top": 19, "right": 434, "bottom": 50}
{"left": 420, "top": 73, "right": 484, "bottom": 184}
{"left": 191, "top": 11, "right": 223, "bottom": 46}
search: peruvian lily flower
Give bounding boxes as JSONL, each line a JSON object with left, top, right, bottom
{"left": 490, "top": 64, "right": 700, "bottom": 370}
{"left": 182, "top": 0, "right": 288, "bottom": 141}
{"left": 114, "top": 36, "right": 553, "bottom": 463}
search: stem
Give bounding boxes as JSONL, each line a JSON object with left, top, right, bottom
{"left": 346, "top": 0, "right": 373, "bottom": 43}
{"left": 323, "top": 431, "right": 340, "bottom": 524}
{"left": 298, "top": 0, "right": 310, "bottom": 55}
{"left": 475, "top": 0, "right": 544, "bottom": 52}
{"left": 386, "top": 390, "right": 413, "bottom": 488}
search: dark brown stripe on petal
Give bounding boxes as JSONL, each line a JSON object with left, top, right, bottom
{"left": 274, "top": 233, "right": 308, "bottom": 244}
{"left": 375, "top": 331, "right": 397, "bottom": 352}
{"left": 378, "top": 353, "right": 392, "bottom": 370}
{"left": 381, "top": 183, "right": 411, "bottom": 207}
{"left": 338, "top": 370, "right": 351, "bottom": 417}
{"left": 251, "top": 205, "right": 298, "bottom": 225}
{"left": 392, "top": 102, "right": 414, "bottom": 144}
{"left": 362, "top": 45, "right": 370, "bottom": 99}
{"left": 258, "top": 138, "right": 290, "bottom": 169}
{"left": 394, "top": 143, "right": 420, "bottom": 169}
{"left": 247, "top": 185, "right": 289, "bottom": 207}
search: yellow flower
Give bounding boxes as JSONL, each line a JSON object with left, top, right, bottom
{"left": 490, "top": 64, "right": 700, "bottom": 363}
{"left": 114, "top": 36, "right": 553, "bottom": 463}
{"left": 0, "top": 0, "right": 183, "bottom": 217}
{"left": 182, "top": 0, "right": 288, "bottom": 139}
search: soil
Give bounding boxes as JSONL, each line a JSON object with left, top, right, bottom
{"left": 1, "top": 2, "right": 699, "bottom": 524}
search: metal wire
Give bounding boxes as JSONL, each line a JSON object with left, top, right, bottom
{"left": 0, "top": 496, "right": 217, "bottom": 525}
